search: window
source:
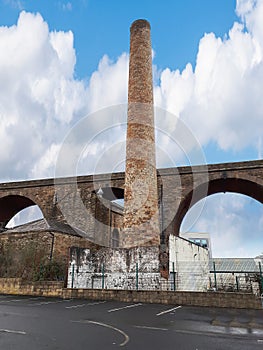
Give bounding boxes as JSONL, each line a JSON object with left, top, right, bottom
{"left": 111, "top": 228, "right": 119, "bottom": 248}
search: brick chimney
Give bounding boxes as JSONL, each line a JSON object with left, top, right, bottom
{"left": 122, "top": 19, "right": 160, "bottom": 248}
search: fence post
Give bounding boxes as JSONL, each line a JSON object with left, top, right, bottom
{"left": 172, "top": 262, "right": 176, "bottom": 291}
{"left": 213, "top": 261, "right": 217, "bottom": 290}
{"left": 71, "top": 262, "right": 75, "bottom": 289}
{"left": 102, "top": 263, "right": 105, "bottom": 289}
{"left": 136, "top": 263, "right": 139, "bottom": 290}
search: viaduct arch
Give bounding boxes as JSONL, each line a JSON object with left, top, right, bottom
{"left": 159, "top": 160, "right": 263, "bottom": 243}
{"left": 173, "top": 177, "right": 263, "bottom": 238}
{"left": 0, "top": 194, "right": 40, "bottom": 229}
{"left": 0, "top": 159, "right": 262, "bottom": 250}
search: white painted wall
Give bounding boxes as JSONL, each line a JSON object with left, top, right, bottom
{"left": 67, "top": 246, "right": 168, "bottom": 290}
{"left": 169, "top": 235, "right": 210, "bottom": 291}
{"left": 67, "top": 237, "right": 210, "bottom": 292}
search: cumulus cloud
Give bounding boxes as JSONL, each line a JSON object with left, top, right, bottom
{"left": 155, "top": 0, "right": 263, "bottom": 154}
{"left": 0, "top": 11, "right": 82, "bottom": 180}
{"left": 0, "top": 11, "right": 128, "bottom": 181}
{"left": 2, "top": 2, "right": 263, "bottom": 181}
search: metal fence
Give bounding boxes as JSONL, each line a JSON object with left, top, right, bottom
{"left": 68, "top": 259, "right": 263, "bottom": 294}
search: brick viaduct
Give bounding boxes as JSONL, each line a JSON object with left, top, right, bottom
{"left": 0, "top": 159, "right": 262, "bottom": 250}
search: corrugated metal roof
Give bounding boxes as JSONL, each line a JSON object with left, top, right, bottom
{"left": 1, "top": 219, "right": 87, "bottom": 238}
{"left": 210, "top": 258, "right": 261, "bottom": 273}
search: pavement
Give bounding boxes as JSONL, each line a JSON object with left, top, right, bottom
{"left": 0, "top": 294, "right": 262, "bottom": 349}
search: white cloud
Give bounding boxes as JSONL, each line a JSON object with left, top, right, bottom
{"left": 86, "top": 54, "right": 128, "bottom": 113}
{"left": 0, "top": 11, "right": 128, "bottom": 181}
{"left": 181, "top": 193, "right": 263, "bottom": 258}
{"left": 155, "top": 0, "right": 263, "bottom": 153}
{"left": 2, "top": 2, "right": 263, "bottom": 181}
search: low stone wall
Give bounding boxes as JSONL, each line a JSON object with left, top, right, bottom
{"left": 0, "top": 278, "right": 64, "bottom": 297}
{"left": 0, "top": 278, "right": 261, "bottom": 309}
{"left": 62, "top": 289, "right": 262, "bottom": 310}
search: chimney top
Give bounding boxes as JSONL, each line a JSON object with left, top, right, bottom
{"left": 130, "top": 19, "right": 151, "bottom": 31}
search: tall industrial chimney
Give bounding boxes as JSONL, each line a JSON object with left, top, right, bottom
{"left": 123, "top": 19, "right": 160, "bottom": 248}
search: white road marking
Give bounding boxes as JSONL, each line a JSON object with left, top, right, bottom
{"left": 0, "top": 297, "right": 45, "bottom": 304}
{"left": 156, "top": 305, "right": 182, "bottom": 316}
{"left": 66, "top": 301, "right": 107, "bottom": 309}
{"left": 134, "top": 325, "right": 168, "bottom": 331}
{"left": 0, "top": 299, "right": 24, "bottom": 303}
{"left": 30, "top": 300, "right": 66, "bottom": 306}
{"left": 0, "top": 328, "right": 26, "bottom": 335}
{"left": 257, "top": 339, "right": 263, "bottom": 343}
{"left": 108, "top": 303, "right": 142, "bottom": 313}
{"left": 72, "top": 320, "right": 129, "bottom": 347}
{"left": 66, "top": 304, "right": 86, "bottom": 309}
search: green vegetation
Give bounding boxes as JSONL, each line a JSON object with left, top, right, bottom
{"left": 0, "top": 240, "right": 66, "bottom": 281}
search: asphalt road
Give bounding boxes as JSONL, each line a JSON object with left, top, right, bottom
{"left": 0, "top": 294, "right": 262, "bottom": 350}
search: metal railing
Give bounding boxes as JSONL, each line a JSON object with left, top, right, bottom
{"left": 68, "top": 259, "right": 262, "bottom": 294}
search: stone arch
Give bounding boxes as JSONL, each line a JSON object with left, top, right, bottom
{"left": 0, "top": 194, "right": 44, "bottom": 230}
{"left": 93, "top": 187, "right": 124, "bottom": 201}
{"left": 174, "top": 177, "right": 263, "bottom": 236}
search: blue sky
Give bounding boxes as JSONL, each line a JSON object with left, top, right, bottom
{"left": 0, "top": 0, "right": 238, "bottom": 78}
{"left": 0, "top": 0, "right": 262, "bottom": 257}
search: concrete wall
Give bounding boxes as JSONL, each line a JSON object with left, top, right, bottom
{"left": 169, "top": 235, "right": 210, "bottom": 291}
{"left": 67, "top": 246, "right": 164, "bottom": 290}
{"left": 68, "top": 237, "right": 210, "bottom": 292}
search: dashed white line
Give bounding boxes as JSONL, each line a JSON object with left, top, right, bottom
{"left": 30, "top": 300, "right": 69, "bottom": 306}
{"left": 156, "top": 305, "right": 182, "bottom": 316}
{"left": 108, "top": 303, "right": 143, "bottom": 313}
{"left": 134, "top": 325, "right": 168, "bottom": 331}
{"left": 0, "top": 328, "right": 26, "bottom": 335}
{"left": 66, "top": 301, "right": 107, "bottom": 309}
{"left": 66, "top": 303, "right": 86, "bottom": 309}
{"left": 0, "top": 297, "right": 45, "bottom": 304}
{"left": 0, "top": 299, "right": 24, "bottom": 303}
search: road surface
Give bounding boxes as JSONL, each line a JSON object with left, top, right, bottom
{"left": 0, "top": 294, "right": 262, "bottom": 349}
